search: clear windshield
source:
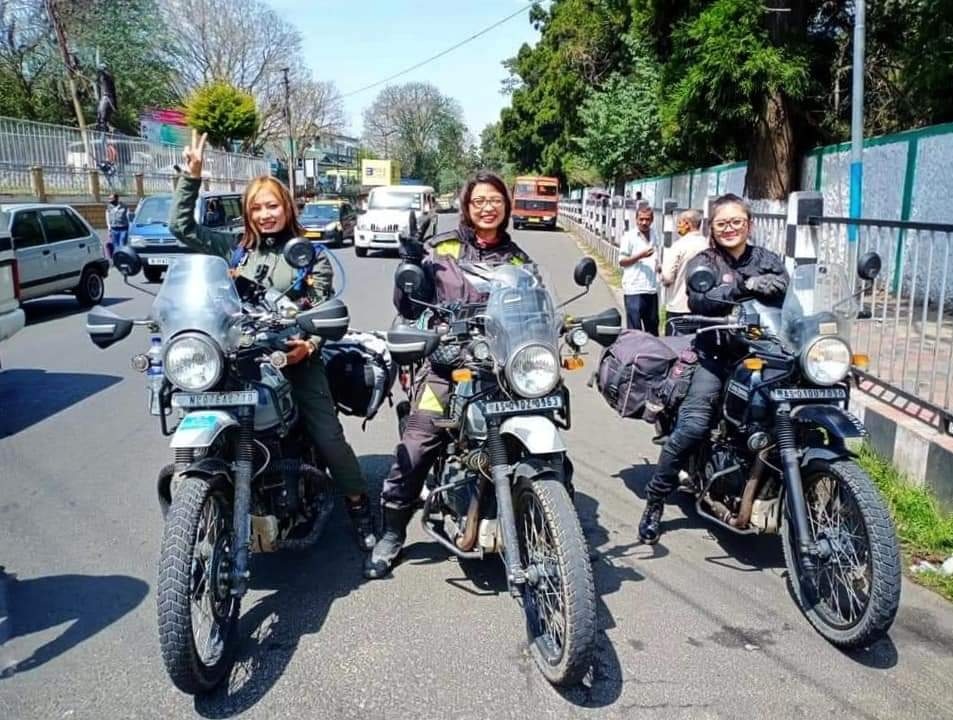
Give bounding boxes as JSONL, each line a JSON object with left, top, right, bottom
{"left": 151, "top": 255, "right": 243, "bottom": 348}
{"left": 482, "top": 265, "right": 559, "bottom": 363}
{"left": 369, "top": 190, "right": 420, "bottom": 210}
{"left": 778, "top": 262, "right": 856, "bottom": 352}
{"left": 135, "top": 196, "right": 172, "bottom": 225}
{"left": 301, "top": 205, "right": 340, "bottom": 223}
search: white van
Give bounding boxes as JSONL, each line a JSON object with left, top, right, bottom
{"left": 354, "top": 184, "right": 436, "bottom": 258}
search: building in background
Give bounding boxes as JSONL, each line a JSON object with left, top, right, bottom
{"left": 302, "top": 133, "right": 360, "bottom": 194}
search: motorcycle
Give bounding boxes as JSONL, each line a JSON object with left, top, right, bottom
{"left": 387, "top": 248, "right": 623, "bottom": 685}
{"left": 662, "top": 251, "right": 901, "bottom": 648}
{"left": 85, "top": 241, "right": 351, "bottom": 694}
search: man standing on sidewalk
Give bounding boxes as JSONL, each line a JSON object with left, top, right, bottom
{"left": 660, "top": 209, "right": 709, "bottom": 335}
{"left": 105, "top": 193, "right": 129, "bottom": 258}
{"left": 619, "top": 203, "right": 660, "bottom": 334}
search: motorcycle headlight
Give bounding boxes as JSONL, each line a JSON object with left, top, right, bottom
{"left": 506, "top": 343, "right": 559, "bottom": 398}
{"left": 801, "top": 337, "right": 851, "bottom": 386}
{"left": 164, "top": 333, "right": 223, "bottom": 391}
{"left": 129, "top": 235, "right": 147, "bottom": 248}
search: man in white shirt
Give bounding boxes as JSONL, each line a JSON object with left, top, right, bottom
{"left": 619, "top": 204, "right": 659, "bottom": 335}
{"left": 660, "top": 209, "right": 709, "bottom": 335}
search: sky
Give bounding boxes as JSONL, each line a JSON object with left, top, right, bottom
{"left": 265, "top": 0, "right": 541, "bottom": 140}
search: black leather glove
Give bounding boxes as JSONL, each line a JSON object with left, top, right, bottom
{"left": 744, "top": 274, "right": 786, "bottom": 296}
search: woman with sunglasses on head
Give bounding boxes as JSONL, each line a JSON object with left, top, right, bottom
{"left": 638, "top": 193, "right": 789, "bottom": 545}
{"left": 366, "top": 170, "right": 532, "bottom": 579}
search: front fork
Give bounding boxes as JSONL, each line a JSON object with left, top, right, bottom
{"left": 230, "top": 406, "right": 255, "bottom": 596}
{"left": 486, "top": 418, "right": 526, "bottom": 597}
{"left": 775, "top": 402, "right": 824, "bottom": 577}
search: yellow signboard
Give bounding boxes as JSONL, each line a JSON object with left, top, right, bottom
{"left": 361, "top": 159, "right": 400, "bottom": 186}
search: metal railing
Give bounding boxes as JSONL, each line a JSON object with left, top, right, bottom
{"left": 0, "top": 116, "right": 269, "bottom": 197}
{"left": 560, "top": 198, "right": 953, "bottom": 433}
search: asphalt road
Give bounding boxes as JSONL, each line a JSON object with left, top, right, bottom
{"left": 2, "top": 218, "right": 952, "bottom": 720}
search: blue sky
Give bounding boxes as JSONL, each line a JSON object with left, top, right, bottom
{"left": 265, "top": 0, "right": 541, "bottom": 139}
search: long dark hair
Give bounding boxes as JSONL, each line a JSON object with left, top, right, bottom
{"left": 459, "top": 171, "right": 512, "bottom": 232}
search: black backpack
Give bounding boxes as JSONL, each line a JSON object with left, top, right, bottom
{"left": 592, "top": 330, "right": 695, "bottom": 421}
{"left": 321, "top": 331, "right": 396, "bottom": 422}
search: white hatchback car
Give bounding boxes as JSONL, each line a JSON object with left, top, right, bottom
{"left": 0, "top": 203, "right": 109, "bottom": 306}
{"left": 0, "top": 212, "right": 26, "bottom": 355}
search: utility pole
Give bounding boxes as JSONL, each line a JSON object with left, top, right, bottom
{"left": 849, "top": 0, "right": 866, "bottom": 241}
{"left": 46, "top": 0, "right": 93, "bottom": 169}
{"left": 281, "top": 66, "right": 295, "bottom": 202}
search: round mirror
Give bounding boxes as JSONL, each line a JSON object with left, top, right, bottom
{"left": 687, "top": 266, "right": 717, "bottom": 294}
{"left": 573, "top": 257, "right": 598, "bottom": 287}
{"left": 858, "top": 251, "right": 882, "bottom": 282}
{"left": 394, "top": 262, "right": 428, "bottom": 298}
{"left": 112, "top": 247, "right": 142, "bottom": 277}
{"left": 283, "top": 238, "right": 317, "bottom": 269}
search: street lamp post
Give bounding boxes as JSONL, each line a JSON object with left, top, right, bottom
{"left": 281, "top": 66, "right": 295, "bottom": 203}
{"left": 849, "top": 0, "right": 865, "bottom": 241}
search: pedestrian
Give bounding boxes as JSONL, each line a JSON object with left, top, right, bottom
{"left": 618, "top": 202, "right": 660, "bottom": 335}
{"left": 660, "top": 209, "right": 709, "bottom": 335}
{"left": 105, "top": 192, "right": 129, "bottom": 258}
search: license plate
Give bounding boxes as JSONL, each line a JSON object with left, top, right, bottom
{"left": 528, "top": 217, "right": 540, "bottom": 223}
{"left": 304, "top": 231, "right": 323, "bottom": 239}
{"left": 373, "top": 233, "right": 395, "bottom": 242}
{"left": 147, "top": 256, "right": 171, "bottom": 266}
{"left": 172, "top": 390, "right": 259, "bottom": 408}
{"left": 484, "top": 394, "right": 563, "bottom": 416}
{"left": 770, "top": 387, "right": 847, "bottom": 401}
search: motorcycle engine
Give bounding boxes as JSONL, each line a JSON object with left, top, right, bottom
{"left": 704, "top": 446, "right": 746, "bottom": 502}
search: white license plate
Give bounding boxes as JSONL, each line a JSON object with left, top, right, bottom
{"left": 770, "top": 388, "right": 847, "bottom": 401}
{"left": 147, "top": 256, "right": 171, "bottom": 266}
{"left": 172, "top": 390, "right": 259, "bottom": 408}
{"left": 528, "top": 217, "right": 540, "bottom": 223}
{"left": 373, "top": 233, "right": 395, "bottom": 242}
{"left": 484, "top": 394, "right": 563, "bottom": 416}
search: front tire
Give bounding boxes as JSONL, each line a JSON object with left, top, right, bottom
{"left": 515, "top": 478, "right": 596, "bottom": 685}
{"left": 781, "top": 459, "right": 901, "bottom": 648}
{"left": 157, "top": 476, "right": 239, "bottom": 694}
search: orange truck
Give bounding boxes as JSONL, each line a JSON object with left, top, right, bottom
{"left": 512, "top": 176, "right": 559, "bottom": 230}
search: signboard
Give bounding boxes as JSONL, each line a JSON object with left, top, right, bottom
{"left": 361, "top": 159, "right": 400, "bottom": 186}
{"left": 140, "top": 108, "right": 190, "bottom": 146}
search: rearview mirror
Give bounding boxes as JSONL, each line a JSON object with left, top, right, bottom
{"left": 296, "top": 299, "right": 349, "bottom": 341}
{"left": 858, "top": 251, "right": 882, "bottom": 282}
{"left": 687, "top": 266, "right": 717, "bottom": 294}
{"left": 394, "top": 262, "right": 429, "bottom": 298}
{"left": 386, "top": 325, "right": 441, "bottom": 365}
{"left": 112, "top": 247, "right": 142, "bottom": 277}
{"left": 573, "top": 257, "right": 597, "bottom": 287}
{"left": 86, "top": 307, "right": 134, "bottom": 349}
{"left": 580, "top": 308, "right": 623, "bottom": 347}
{"left": 284, "top": 238, "right": 316, "bottom": 269}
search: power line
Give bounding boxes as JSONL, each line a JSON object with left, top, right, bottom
{"left": 341, "top": 3, "right": 535, "bottom": 98}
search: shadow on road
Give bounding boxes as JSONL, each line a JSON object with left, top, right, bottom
{"left": 0, "top": 369, "right": 122, "bottom": 438}
{"left": 24, "top": 296, "right": 131, "bottom": 327}
{"left": 0, "top": 567, "right": 148, "bottom": 677}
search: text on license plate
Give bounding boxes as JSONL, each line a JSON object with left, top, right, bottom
{"left": 147, "top": 256, "right": 171, "bottom": 266}
{"left": 172, "top": 390, "right": 259, "bottom": 408}
{"left": 373, "top": 233, "right": 395, "bottom": 241}
{"left": 484, "top": 394, "right": 563, "bottom": 416}
{"left": 770, "top": 387, "right": 847, "bottom": 401}
{"left": 528, "top": 217, "right": 540, "bottom": 223}
{"left": 305, "top": 231, "right": 323, "bottom": 239}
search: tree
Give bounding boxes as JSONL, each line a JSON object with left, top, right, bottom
{"left": 184, "top": 81, "right": 258, "bottom": 149}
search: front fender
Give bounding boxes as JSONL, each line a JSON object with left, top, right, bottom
{"left": 500, "top": 415, "right": 566, "bottom": 454}
{"left": 157, "top": 457, "right": 232, "bottom": 518}
{"left": 791, "top": 403, "right": 867, "bottom": 442}
{"left": 170, "top": 410, "right": 238, "bottom": 449}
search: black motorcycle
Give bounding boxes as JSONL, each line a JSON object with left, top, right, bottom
{"left": 86, "top": 241, "right": 351, "bottom": 693}
{"left": 661, "top": 251, "right": 902, "bottom": 648}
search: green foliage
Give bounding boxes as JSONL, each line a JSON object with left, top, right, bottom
{"left": 184, "top": 81, "right": 258, "bottom": 149}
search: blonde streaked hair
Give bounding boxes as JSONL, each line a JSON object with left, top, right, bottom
{"left": 240, "top": 175, "right": 304, "bottom": 250}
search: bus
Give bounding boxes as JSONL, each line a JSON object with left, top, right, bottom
{"left": 512, "top": 175, "right": 559, "bottom": 230}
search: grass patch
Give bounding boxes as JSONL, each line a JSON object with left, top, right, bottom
{"left": 857, "top": 444, "right": 953, "bottom": 601}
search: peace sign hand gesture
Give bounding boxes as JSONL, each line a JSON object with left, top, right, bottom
{"left": 182, "top": 129, "right": 207, "bottom": 179}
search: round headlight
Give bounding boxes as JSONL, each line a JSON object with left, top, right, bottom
{"left": 802, "top": 337, "right": 851, "bottom": 386}
{"left": 164, "top": 333, "right": 223, "bottom": 391}
{"left": 506, "top": 343, "right": 559, "bottom": 398}
{"left": 570, "top": 328, "right": 589, "bottom": 348}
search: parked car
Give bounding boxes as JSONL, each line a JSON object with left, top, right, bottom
{"left": 129, "top": 190, "right": 243, "bottom": 282}
{"left": 0, "top": 202, "right": 108, "bottom": 307}
{"left": 0, "top": 212, "right": 26, "bottom": 362}
{"left": 355, "top": 185, "right": 436, "bottom": 257}
{"left": 299, "top": 199, "right": 357, "bottom": 247}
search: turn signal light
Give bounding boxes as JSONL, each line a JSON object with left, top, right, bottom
{"left": 562, "top": 357, "right": 585, "bottom": 371}
{"left": 852, "top": 354, "right": 870, "bottom": 369}
{"left": 451, "top": 369, "right": 473, "bottom": 383}
{"left": 743, "top": 358, "right": 765, "bottom": 371}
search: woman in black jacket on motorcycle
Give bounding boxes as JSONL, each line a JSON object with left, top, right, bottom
{"left": 169, "top": 131, "right": 377, "bottom": 551}
{"left": 638, "top": 193, "right": 789, "bottom": 544}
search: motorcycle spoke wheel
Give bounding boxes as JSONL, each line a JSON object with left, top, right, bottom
{"left": 515, "top": 479, "right": 595, "bottom": 686}
{"left": 781, "top": 460, "right": 901, "bottom": 648}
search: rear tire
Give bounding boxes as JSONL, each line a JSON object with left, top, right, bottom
{"left": 157, "top": 476, "right": 239, "bottom": 694}
{"left": 781, "top": 459, "right": 901, "bottom": 648}
{"left": 143, "top": 266, "right": 164, "bottom": 283}
{"left": 515, "top": 478, "right": 596, "bottom": 686}
{"left": 75, "top": 269, "right": 105, "bottom": 306}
